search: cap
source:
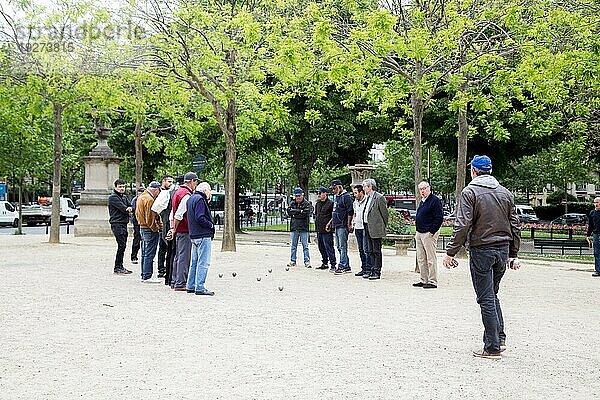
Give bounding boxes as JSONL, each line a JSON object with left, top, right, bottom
{"left": 468, "top": 155, "right": 492, "bottom": 172}
{"left": 293, "top": 187, "right": 304, "bottom": 196}
{"left": 317, "top": 186, "right": 328, "bottom": 194}
{"left": 330, "top": 179, "right": 342, "bottom": 188}
{"left": 184, "top": 172, "right": 199, "bottom": 182}
{"left": 148, "top": 181, "right": 161, "bottom": 189}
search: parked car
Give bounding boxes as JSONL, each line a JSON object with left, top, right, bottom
{"left": 550, "top": 213, "right": 588, "bottom": 226}
{"left": 0, "top": 201, "right": 19, "bottom": 227}
{"left": 515, "top": 205, "right": 539, "bottom": 224}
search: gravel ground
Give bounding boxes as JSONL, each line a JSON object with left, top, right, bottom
{"left": 0, "top": 233, "right": 598, "bottom": 400}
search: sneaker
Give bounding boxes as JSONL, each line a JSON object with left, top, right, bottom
{"left": 114, "top": 267, "right": 132, "bottom": 275}
{"left": 329, "top": 266, "right": 336, "bottom": 272}
{"left": 500, "top": 340, "right": 506, "bottom": 352}
{"left": 287, "top": 261, "right": 296, "bottom": 268}
{"left": 423, "top": 283, "right": 437, "bottom": 289}
{"left": 141, "top": 277, "right": 162, "bottom": 283}
{"left": 368, "top": 273, "right": 381, "bottom": 280}
{"left": 355, "top": 271, "right": 365, "bottom": 276}
{"left": 158, "top": 273, "right": 166, "bottom": 278}
{"left": 316, "top": 264, "right": 328, "bottom": 270}
{"left": 412, "top": 282, "right": 425, "bottom": 287}
{"left": 593, "top": 272, "right": 600, "bottom": 277}
{"left": 195, "top": 288, "right": 215, "bottom": 296}
{"left": 305, "top": 263, "right": 312, "bottom": 268}
{"left": 343, "top": 267, "right": 351, "bottom": 273}
{"left": 334, "top": 268, "right": 345, "bottom": 275}
{"left": 131, "top": 259, "right": 138, "bottom": 264}
{"left": 472, "top": 349, "right": 501, "bottom": 360}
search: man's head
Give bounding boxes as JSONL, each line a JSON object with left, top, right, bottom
{"left": 137, "top": 185, "right": 146, "bottom": 194}
{"left": 330, "top": 179, "right": 343, "bottom": 195}
{"left": 594, "top": 197, "right": 600, "bottom": 210}
{"left": 362, "top": 179, "right": 376, "bottom": 195}
{"left": 353, "top": 184, "right": 365, "bottom": 201}
{"left": 183, "top": 172, "right": 199, "bottom": 190}
{"left": 197, "top": 182, "right": 212, "bottom": 200}
{"left": 161, "top": 174, "right": 174, "bottom": 190}
{"left": 114, "top": 179, "right": 126, "bottom": 194}
{"left": 293, "top": 187, "right": 304, "bottom": 203}
{"left": 469, "top": 155, "right": 492, "bottom": 178}
{"left": 418, "top": 181, "right": 431, "bottom": 198}
{"left": 148, "top": 181, "right": 161, "bottom": 196}
{"left": 317, "top": 187, "right": 329, "bottom": 201}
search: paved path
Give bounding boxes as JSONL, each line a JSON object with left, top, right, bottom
{"left": 0, "top": 233, "right": 598, "bottom": 399}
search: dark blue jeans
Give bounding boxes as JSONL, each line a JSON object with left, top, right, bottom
{"left": 317, "top": 232, "right": 336, "bottom": 267}
{"left": 140, "top": 228, "right": 160, "bottom": 280}
{"left": 469, "top": 246, "right": 508, "bottom": 353}
{"left": 593, "top": 234, "right": 600, "bottom": 273}
{"left": 355, "top": 228, "right": 371, "bottom": 273}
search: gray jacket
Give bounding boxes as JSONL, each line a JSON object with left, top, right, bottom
{"left": 365, "top": 192, "right": 389, "bottom": 239}
{"left": 446, "top": 175, "right": 521, "bottom": 257}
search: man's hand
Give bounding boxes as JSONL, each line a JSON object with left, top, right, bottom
{"left": 347, "top": 226, "right": 354, "bottom": 234}
{"left": 508, "top": 258, "right": 521, "bottom": 270}
{"left": 325, "top": 222, "right": 331, "bottom": 232}
{"left": 126, "top": 207, "right": 132, "bottom": 213}
{"left": 443, "top": 255, "right": 457, "bottom": 269}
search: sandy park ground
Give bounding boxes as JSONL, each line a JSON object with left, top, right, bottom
{"left": 0, "top": 232, "right": 599, "bottom": 399}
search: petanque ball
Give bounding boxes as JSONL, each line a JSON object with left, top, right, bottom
{"left": 257, "top": 277, "right": 261, "bottom": 281}
{"left": 268, "top": 269, "right": 272, "bottom": 273}
{"left": 285, "top": 267, "right": 289, "bottom": 271}
{"left": 218, "top": 273, "right": 223, "bottom": 278}
{"left": 278, "top": 286, "right": 284, "bottom": 291}
{"left": 232, "top": 272, "right": 237, "bottom": 277}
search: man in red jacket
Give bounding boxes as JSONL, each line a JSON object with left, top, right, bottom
{"left": 169, "top": 172, "right": 198, "bottom": 291}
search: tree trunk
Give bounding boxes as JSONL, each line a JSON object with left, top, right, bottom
{"left": 134, "top": 120, "right": 143, "bottom": 191}
{"left": 455, "top": 81, "right": 469, "bottom": 209}
{"left": 16, "top": 175, "right": 23, "bottom": 235}
{"left": 222, "top": 103, "right": 237, "bottom": 252}
{"left": 49, "top": 102, "right": 63, "bottom": 244}
{"left": 411, "top": 93, "right": 423, "bottom": 203}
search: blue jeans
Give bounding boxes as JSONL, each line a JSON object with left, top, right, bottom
{"left": 290, "top": 231, "right": 310, "bottom": 264}
{"left": 317, "top": 232, "right": 336, "bottom": 267}
{"left": 335, "top": 227, "right": 349, "bottom": 269}
{"left": 594, "top": 234, "right": 600, "bottom": 273}
{"left": 355, "top": 228, "right": 370, "bottom": 272}
{"left": 140, "top": 228, "right": 160, "bottom": 280}
{"left": 187, "top": 237, "right": 212, "bottom": 292}
{"left": 469, "top": 246, "right": 508, "bottom": 353}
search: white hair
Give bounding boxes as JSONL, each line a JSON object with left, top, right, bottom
{"left": 197, "top": 182, "right": 211, "bottom": 193}
{"left": 362, "top": 178, "right": 377, "bottom": 190}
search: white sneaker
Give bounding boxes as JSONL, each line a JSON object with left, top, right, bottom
{"left": 141, "top": 277, "right": 162, "bottom": 283}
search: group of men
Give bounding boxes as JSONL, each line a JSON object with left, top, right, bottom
{"left": 106, "top": 154, "right": 524, "bottom": 360}
{"left": 108, "top": 172, "right": 216, "bottom": 296}
{"left": 288, "top": 178, "right": 389, "bottom": 280}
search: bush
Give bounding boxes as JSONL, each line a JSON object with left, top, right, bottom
{"left": 546, "top": 190, "right": 577, "bottom": 205}
{"left": 387, "top": 207, "right": 411, "bottom": 235}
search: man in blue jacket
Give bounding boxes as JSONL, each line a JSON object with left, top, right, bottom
{"left": 186, "top": 182, "right": 216, "bottom": 296}
{"left": 327, "top": 179, "right": 354, "bottom": 274}
{"left": 413, "top": 181, "right": 444, "bottom": 289}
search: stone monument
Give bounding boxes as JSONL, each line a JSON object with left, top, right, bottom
{"left": 349, "top": 164, "right": 376, "bottom": 188}
{"left": 74, "top": 126, "right": 122, "bottom": 237}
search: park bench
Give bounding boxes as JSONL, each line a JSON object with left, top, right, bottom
{"left": 533, "top": 238, "right": 589, "bottom": 256}
{"left": 44, "top": 220, "right": 72, "bottom": 235}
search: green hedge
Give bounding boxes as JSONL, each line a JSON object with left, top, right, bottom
{"left": 533, "top": 202, "right": 593, "bottom": 221}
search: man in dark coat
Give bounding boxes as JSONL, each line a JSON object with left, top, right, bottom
{"left": 314, "top": 187, "right": 336, "bottom": 270}
{"left": 287, "top": 187, "right": 313, "bottom": 268}
{"left": 108, "top": 179, "right": 133, "bottom": 275}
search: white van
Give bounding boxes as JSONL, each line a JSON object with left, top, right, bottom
{"left": 0, "top": 201, "right": 19, "bottom": 227}
{"left": 515, "top": 205, "right": 539, "bottom": 223}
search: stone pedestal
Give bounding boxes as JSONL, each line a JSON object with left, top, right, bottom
{"left": 349, "top": 164, "right": 376, "bottom": 188}
{"left": 75, "top": 127, "right": 122, "bottom": 237}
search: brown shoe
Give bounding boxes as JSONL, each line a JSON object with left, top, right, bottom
{"left": 173, "top": 287, "right": 187, "bottom": 292}
{"left": 472, "top": 349, "right": 501, "bottom": 360}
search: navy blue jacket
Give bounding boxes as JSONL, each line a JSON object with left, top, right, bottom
{"left": 187, "top": 191, "right": 215, "bottom": 239}
{"left": 332, "top": 191, "right": 354, "bottom": 228}
{"left": 415, "top": 194, "right": 443, "bottom": 234}
{"left": 587, "top": 209, "right": 600, "bottom": 236}
{"left": 108, "top": 191, "right": 131, "bottom": 225}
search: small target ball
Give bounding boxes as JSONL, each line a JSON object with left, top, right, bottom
{"left": 232, "top": 272, "right": 237, "bottom": 277}
{"left": 257, "top": 277, "right": 261, "bottom": 281}
{"left": 278, "top": 286, "right": 284, "bottom": 291}
{"left": 218, "top": 273, "right": 223, "bottom": 278}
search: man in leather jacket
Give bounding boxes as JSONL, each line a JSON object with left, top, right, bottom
{"left": 287, "top": 187, "right": 313, "bottom": 268}
{"left": 444, "top": 155, "right": 521, "bottom": 360}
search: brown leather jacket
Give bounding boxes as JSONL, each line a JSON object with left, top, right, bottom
{"left": 135, "top": 190, "right": 163, "bottom": 233}
{"left": 446, "top": 175, "right": 520, "bottom": 257}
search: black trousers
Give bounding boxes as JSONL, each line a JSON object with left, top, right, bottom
{"left": 364, "top": 224, "right": 383, "bottom": 274}
{"left": 131, "top": 223, "right": 141, "bottom": 261}
{"left": 165, "top": 236, "right": 176, "bottom": 285}
{"left": 111, "top": 223, "right": 128, "bottom": 270}
{"left": 157, "top": 236, "right": 169, "bottom": 275}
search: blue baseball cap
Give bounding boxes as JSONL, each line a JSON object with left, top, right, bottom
{"left": 317, "top": 187, "right": 328, "bottom": 194}
{"left": 468, "top": 155, "right": 492, "bottom": 172}
{"left": 293, "top": 187, "right": 304, "bottom": 196}
{"left": 148, "top": 181, "right": 161, "bottom": 189}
